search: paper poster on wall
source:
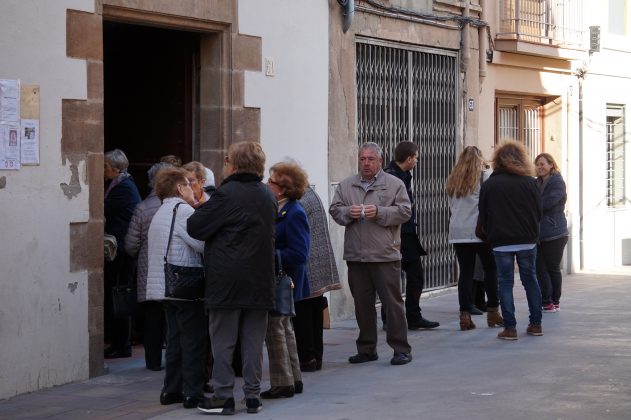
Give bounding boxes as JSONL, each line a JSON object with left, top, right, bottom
{"left": 0, "top": 79, "right": 20, "bottom": 125}
{"left": 20, "top": 119, "right": 39, "bottom": 165}
{"left": 1, "top": 124, "right": 21, "bottom": 170}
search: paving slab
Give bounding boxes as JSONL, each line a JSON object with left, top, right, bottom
{"left": 1, "top": 270, "right": 630, "bottom": 420}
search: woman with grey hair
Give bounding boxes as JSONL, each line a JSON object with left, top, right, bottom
{"left": 104, "top": 148, "right": 141, "bottom": 358}
{"left": 125, "top": 162, "right": 171, "bottom": 370}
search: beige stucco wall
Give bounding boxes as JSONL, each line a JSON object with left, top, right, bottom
{"left": 0, "top": 0, "right": 94, "bottom": 399}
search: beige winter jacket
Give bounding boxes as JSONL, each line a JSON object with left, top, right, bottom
{"left": 329, "top": 170, "right": 412, "bottom": 262}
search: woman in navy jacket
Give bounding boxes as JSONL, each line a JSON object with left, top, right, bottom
{"left": 104, "top": 149, "right": 141, "bottom": 359}
{"left": 262, "top": 161, "right": 310, "bottom": 399}
{"left": 534, "top": 153, "right": 569, "bottom": 312}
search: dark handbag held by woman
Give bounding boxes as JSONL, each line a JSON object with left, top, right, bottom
{"left": 274, "top": 250, "right": 295, "bottom": 317}
{"left": 164, "top": 202, "right": 205, "bottom": 300}
{"left": 111, "top": 283, "right": 136, "bottom": 318}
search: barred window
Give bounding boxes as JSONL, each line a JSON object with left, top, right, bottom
{"left": 606, "top": 104, "right": 625, "bottom": 208}
{"left": 496, "top": 96, "right": 543, "bottom": 159}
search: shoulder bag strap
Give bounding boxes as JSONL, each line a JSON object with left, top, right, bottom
{"left": 275, "top": 249, "right": 284, "bottom": 275}
{"left": 164, "top": 202, "right": 183, "bottom": 264}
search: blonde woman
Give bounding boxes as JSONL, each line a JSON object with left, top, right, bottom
{"left": 447, "top": 146, "right": 503, "bottom": 331}
{"left": 182, "top": 161, "right": 210, "bottom": 207}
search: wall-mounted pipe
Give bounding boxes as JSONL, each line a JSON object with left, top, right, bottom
{"left": 479, "top": 0, "right": 487, "bottom": 78}
{"left": 460, "top": 0, "right": 470, "bottom": 73}
{"left": 338, "top": 0, "right": 355, "bottom": 33}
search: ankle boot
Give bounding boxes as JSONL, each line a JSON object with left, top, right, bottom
{"left": 486, "top": 306, "right": 504, "bottom": 327}
{"left": 459, "top": 311, "right": 476, "bottom": 331}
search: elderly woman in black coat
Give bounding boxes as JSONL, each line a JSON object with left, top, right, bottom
{"left": 104, "top": 148, "right": 141, "bottom": 358}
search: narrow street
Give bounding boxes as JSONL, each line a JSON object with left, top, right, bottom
{"left": 1, "top": 270, "right": 630, "bottom": 420}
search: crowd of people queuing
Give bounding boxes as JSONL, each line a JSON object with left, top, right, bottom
{"left": 103, "top": 138, "right": 568, "bottom": 414}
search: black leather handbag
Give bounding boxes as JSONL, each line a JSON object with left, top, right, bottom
{"left": 274, "top": 251, "right": 295, "bottom": 317}
{"left": 111, "top": 283, "right": 136, "bottom": 318}
{"left": 164, "top": 203, "right": 205, "bottom": 300}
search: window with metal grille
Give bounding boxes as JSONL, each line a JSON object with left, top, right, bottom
{"left": 606, "top": 104, "right": 625, "bottom": 208}
{"left": 496, "top": 96, "right": 543, "bottom": 159}
{"left": 356, "top": 39, "right": 458, "bottom": 290}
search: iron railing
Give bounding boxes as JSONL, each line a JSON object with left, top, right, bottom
{"left": 497, "top": 0, "right": 584, "bottom": 47}
{"left": 356, "top": 40, "right": 458, "bottom": 290}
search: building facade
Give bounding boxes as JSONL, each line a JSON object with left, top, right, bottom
{"left": 0, "top": 0, "right": 329, "bottom": 399}
{"left": 1, "top": 0, "right": 629, "bottom": 399}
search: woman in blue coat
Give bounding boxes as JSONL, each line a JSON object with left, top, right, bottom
{"left": 104, "top": 149, "right": 141, "bottom": 358}
{"left": 262, "top": 161, "right": 310, "bottom": 399}
{"left": 534, "top": 153, "right": 569, "bottom": 313}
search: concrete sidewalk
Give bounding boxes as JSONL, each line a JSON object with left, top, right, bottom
{"left": 1, "top": 270, "right": 630, "bottom": 419}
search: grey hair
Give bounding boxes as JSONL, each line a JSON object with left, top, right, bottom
{"left": 147, "top": 162, "right": 172, "bottom": 188}
{"left": 104, "top": 149, "right": 130, "bottom": 172}
{"left": 359, "top": 142, "right": 383, "bottom": 159}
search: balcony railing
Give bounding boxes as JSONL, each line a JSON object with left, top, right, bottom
{"left": 497, "top": 0, "right": 584, "bottom": 47}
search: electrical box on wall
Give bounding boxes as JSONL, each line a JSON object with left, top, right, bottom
{"left": 589, "top": 26, "right": 600, "bottom": 53}
{"left": 265, "top": 57, "right": 275, "bottom": 77}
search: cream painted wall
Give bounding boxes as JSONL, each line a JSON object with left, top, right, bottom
{"left": 238, "top": 0, "right": 330, "bottom": 203}
{"left": 0, "top": 0, "right": 93, "bottom": 399}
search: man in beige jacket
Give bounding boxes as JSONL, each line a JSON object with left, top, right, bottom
{"left": 329, "top": 142, "right": 413, "bottom": 366}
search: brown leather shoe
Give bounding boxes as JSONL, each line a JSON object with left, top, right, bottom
{"left": 526, "top": 324, "right": 543, "bottom": 336}
{"left": 486, "top": 306, "right": 504, "bottom": 328}
{"left": 497, "top": 328, "right": 518, "bottom": 340}
{"left": 459, "top": 311, "right": 476, "bottom": 331}
{"left": 260, "top": 386, "right": 294, "bottom": 399}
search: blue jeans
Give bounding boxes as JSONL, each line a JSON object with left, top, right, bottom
{"left": 493, "top": 247, "right": 542, "bottom": 329}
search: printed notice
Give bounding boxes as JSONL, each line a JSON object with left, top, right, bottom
{"left": 0, "top": 79, "right": 20, "bottom": 125}
{"left": 1, "top": 124, "right": 21, "bottom": 170}
{"left": 21, "top": 119, "right": 39, "bottom": 165}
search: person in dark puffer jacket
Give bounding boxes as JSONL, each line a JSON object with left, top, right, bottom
{"left": 534, "top": 153, "right": 569, "bottom": 313}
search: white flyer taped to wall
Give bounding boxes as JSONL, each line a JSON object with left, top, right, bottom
{"left": 21, "top": 119, "right": 39, "bottom": 165}
{"left": 0, "top": 79, "right": 20, "bottom": 125}
{"left": 1, "top": 124, "right": 21, "bottom": 170}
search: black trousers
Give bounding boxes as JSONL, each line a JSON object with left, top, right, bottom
{"left": 293, "top": 295, "right": 325, "bottom": 364}
{"left": 381, "top": 258, "right": 424, "bottom": 324}
{"left": 104, "top": 254, "right": 134, "bottom": 352}
{"left": 454, "top": 242, "right": 499, "bottom": 311}
{"left": 140, "top": 301, "right": 166, "bottom": 369}
{"left": 163, "top": 300, "right": 207, "bottom": 398}
{"left": 403, "top": 259, "right": 424, "bottom": 321}
{"left": 537, "top": 236, "right": 568, "bottom": 305}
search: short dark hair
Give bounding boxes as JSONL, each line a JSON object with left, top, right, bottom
{"left": 394, "top": 141, "right": 418, "bottom": 163}
{"left": 154, "top": 167, "right": 189, "bottom": 201}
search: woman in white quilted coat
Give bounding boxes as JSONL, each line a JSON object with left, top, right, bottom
{"left": 146, "top": 167, "right": 206, "bottom": 409}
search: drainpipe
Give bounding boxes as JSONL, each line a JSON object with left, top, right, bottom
{"left": 578, "top": 71, "right": 585, "bottom": 270}
{"left": 338, "top": 0, "right": 355, "bottom": 33}
{"left": 479, "top": 0, "right": 487, "bottom": 79}
{"left": 460, "top": 1, "right": 470, "bottom": 73}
